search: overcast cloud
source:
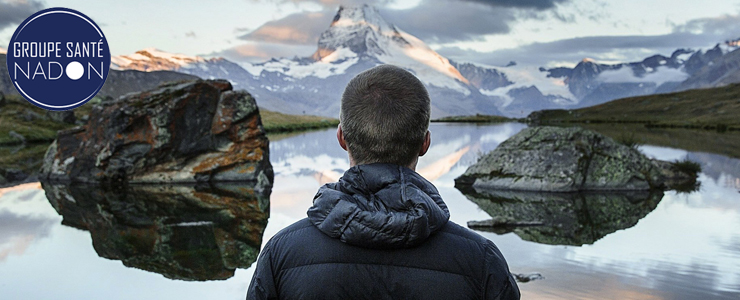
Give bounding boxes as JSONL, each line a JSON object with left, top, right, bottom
{"left": 439, "top": 11, "right": 740, "bottom": 68}
{"left": 232, "top": 0, "right": 568, "bottom": 59}
{"left": 0, "top": 0, "right": 43, "bottom": 31}
{"left": 226, "top": 0, "right": 740, "bottom": 66}
{"left": 215, "top": 42, "right": 316, "bottom": 63}
{"left": 239, "top": 10, "right": 334, "bottom": 45}
{"left": 461, "top": 0, "right": 568, "bottom": 10}
{"left": 380, "top": 0, "right": 518, "bottom": 43}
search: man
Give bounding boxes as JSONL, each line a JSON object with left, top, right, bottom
{"left": 247, "top": 65, "right": 520, "bottom": 300}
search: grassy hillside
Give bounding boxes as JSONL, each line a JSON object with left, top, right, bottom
{"left": 558, "top": 123, "right": 740, "bottom": 159}
{"left": 0, "top": 94, "right": 95, "bottom": 145}
{"left": 530, "top": 83, "right": 740, "bottom": 131}
{"left": 260, "top": 109, "right": 338, "bottom": 133}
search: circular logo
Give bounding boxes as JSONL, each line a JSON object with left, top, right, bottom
{"left": 6, "top": 7, "right": 110, "bottom": 111}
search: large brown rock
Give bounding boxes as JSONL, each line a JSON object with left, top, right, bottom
{"left": 40, "top": 79, "right": 272, "bottom": 188}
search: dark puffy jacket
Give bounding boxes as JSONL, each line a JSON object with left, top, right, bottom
{"left": 247, "top": 163, "right": 520, "bottom": 300}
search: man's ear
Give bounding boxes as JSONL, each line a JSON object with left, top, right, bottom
{"left": 419, "top": 130, "right": 431, "bottom": 156}
{"left": 337, "top": 124, "right": 348, "bottom": 151}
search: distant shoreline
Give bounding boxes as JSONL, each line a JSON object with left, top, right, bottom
{"left": 431, "top": 114, "right": 516, "bottom": 124}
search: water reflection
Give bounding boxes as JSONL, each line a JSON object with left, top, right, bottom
{"left": 460, "top": 188, "right": 663, "bottom": 246}
{"left": 687, "top": 152, "right": 740, "bottom": 191}
{"left": 41, "top": 182, "right": 269, "bottom": 281}
{"left": 2, "top": 123, "right": 738, "bottom": 299}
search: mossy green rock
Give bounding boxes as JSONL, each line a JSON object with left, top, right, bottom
{"left": 456, "top": 126, "right": 675, "bottom": 192}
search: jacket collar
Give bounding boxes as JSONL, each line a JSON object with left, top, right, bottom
{"left": 307, "top": 163, "right": 450, "bottom": 249}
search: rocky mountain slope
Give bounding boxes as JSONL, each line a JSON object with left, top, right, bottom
{"left": 543, "top": 43, "right": 740, "bottom": 109}
{"left": 675, "top": 45, "right": 740, "bottom": 91}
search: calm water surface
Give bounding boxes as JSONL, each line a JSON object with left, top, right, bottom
{"left": 1, "top": 123, "right": 739, "bottom": 299}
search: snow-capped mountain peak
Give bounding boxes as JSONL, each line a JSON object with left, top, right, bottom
{"left": 112, "top": 48, "right": 205, "bottom": 71}
{"left": 330, "top": 5, "right": 397, "bottom": 36}
{"left": 312, "top": 4, "right": 408, "bottom": 60}
{"left": 304, "top": 5, "right": 470, "bottom": 92}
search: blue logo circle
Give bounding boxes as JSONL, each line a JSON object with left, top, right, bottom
{"left": 6, "top": 7, "right": 110, "bottom": 111}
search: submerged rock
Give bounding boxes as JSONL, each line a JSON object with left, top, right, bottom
{"left": 456, "top": 126, "right": 695, "bottom": 192}
{"left": 513, "top": 273, "right": 544, "bottom": 283}
{"left": 40, "top": 79, "right": 272, "bottom": 187}
{"left": 42, "top": 182, "right": 269, "bottom": 281}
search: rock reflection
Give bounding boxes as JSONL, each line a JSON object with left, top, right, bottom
{"left": 461, "top": 188, "right": 663, "bottom": 246}
{"left": 41, "top": 183, "right": 269, "bottom": 281}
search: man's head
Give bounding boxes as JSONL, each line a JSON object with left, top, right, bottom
{"left": 338, "top": 64, "right": 431, "bottom": 169}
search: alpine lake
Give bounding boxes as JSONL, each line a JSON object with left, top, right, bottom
{"left": 1, "top": 122, "right": 739, "bottom": 299}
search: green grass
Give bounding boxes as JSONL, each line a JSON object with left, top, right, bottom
{"left": 0, "top": 143, "right": 50, "bottom": 182}
{"left": 0, "top": 94, "right": 101, "bottom": 145}
{"left": 614, "top": 132, "right": 642, "bottom": 150}
{"left": 0, "top": 95, "right": 71, "bottom": 144}
{"left": 529, "top": 83, "right": 740, "bottom": 130}
{"left": 259, "top": 109, "right": 339, "bottom": 133}
{"left": 432, "top": 114, "right": 513, "bottom": 123}
{"left": 672, "top": 158, "right": 702, "bottom": 176}
{"left": 671, "top": 158, "right": 702, "bottom": 194}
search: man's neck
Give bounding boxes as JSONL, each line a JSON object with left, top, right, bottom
{"left": 348, "top": 158, "right": 419, "bottom": 171}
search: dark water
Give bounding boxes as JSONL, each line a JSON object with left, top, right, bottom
{"left": 1, "top": 123, "right": 739, "bottom": 299}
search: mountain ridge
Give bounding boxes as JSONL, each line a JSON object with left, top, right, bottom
{"left": 109, "top": 5, "right": 740, "bottom": 117}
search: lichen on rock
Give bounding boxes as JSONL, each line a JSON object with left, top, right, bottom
{"left": 455, "top": 126, "right": 696, "bottom": 192}
{"left": 40, "top": 79, "right": 273, "bottom": 187}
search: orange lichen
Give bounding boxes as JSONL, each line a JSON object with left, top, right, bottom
{"left": 192, "top": 143, "right": 265, "bottom": 173}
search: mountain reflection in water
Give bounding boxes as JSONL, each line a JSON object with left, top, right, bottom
{"left": 41, "top": 183, "right": 269, "bottom": 281}
{"left": 462, "top": 189, "right": 663, "bottom": 246}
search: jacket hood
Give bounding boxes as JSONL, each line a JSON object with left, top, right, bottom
{"left": 307, "top": 163, "right": 450, "bottom": 249}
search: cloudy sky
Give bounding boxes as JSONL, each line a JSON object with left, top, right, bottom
{"left": 1, "top": 0, "right": 740, "bottom": 67}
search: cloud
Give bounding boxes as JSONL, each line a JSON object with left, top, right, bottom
{"left": 380, "top": 0, "right": 516, "bottom": 43}
{"left": 673, "top": 13, "right": 740, "bottom": 39}
{"left": 597, "top": 66, "right": 689, "bottom": 86}
{"left": 228, "top": 0, "right": 520, "bottom": 60}
{"left": 243, "top": 0, "right": 570, "bottom": 45}
{"left": 214, "top": 42, "right": 316, "bottom": 63}
{"left": 0, "top": 0, "right": 44, "bottom": 31}
{"left": 382, "top": 0, "right": 573, "bottom": 43}
{"left": 239, "top": 11, "right": 334, "bottom": 45}
{"left": 0, "top": 210, "right": 55, "bottom": 262}
{"left": 254, "top": 0, "right": 392, "bottom": 7}
{"left": 438, "top": 31, "right": 723, "bottom": 67}
{"left": 461, "top": 0, "right": 568, "bottom": 10}
{"left": 262, "top": 0, "right": 567, "bottom": 10}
